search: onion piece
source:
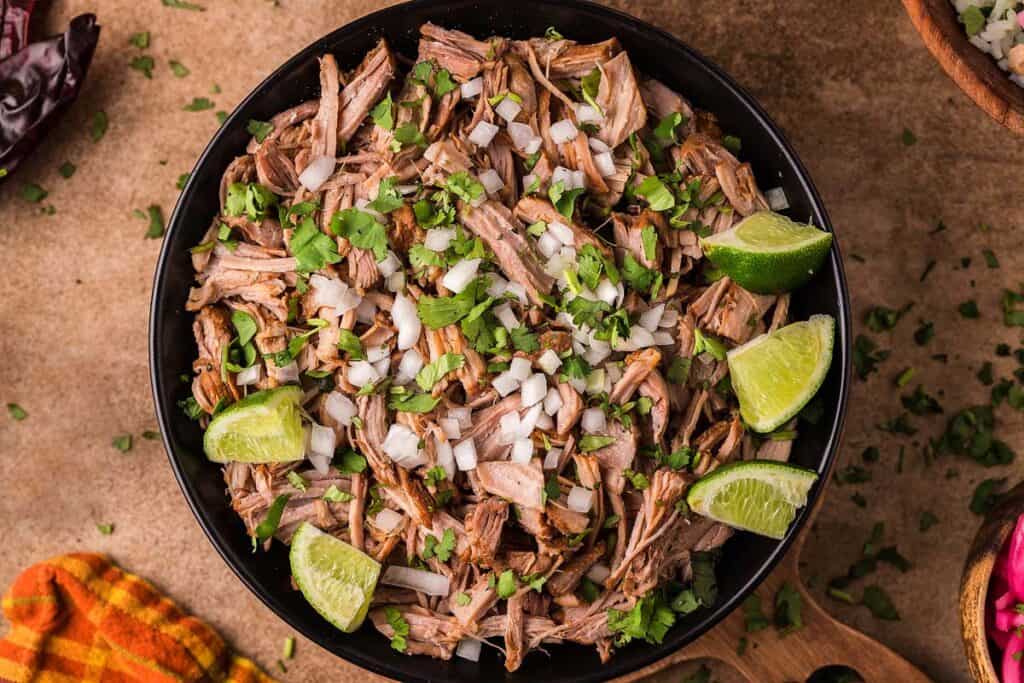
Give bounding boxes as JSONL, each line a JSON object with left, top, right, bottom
{"left": 588, "top": 137, "right": 611, "bottom": 154}
{"left": 571, "top": 169, "right": 586, "bottom": 190}
{"left": 309, "top": 423, "right": 337, "bottom": 457}
{"left": 325, "top": 391, "right": 357, "bottom": 426}
{"left": 348, "top": 360, "right": 380, "bottom": 388}
{"left": 507, "top": 121, "right": 535, "bottom": 150}
{"left": 381, "top": 565, "right": 450, "bottom": 597}
{"left": 374, "top": 508, "right": 403, "bottom": 532}
{"left": 499, "top": 411, "right": 521, "bottom": 445}
{"left": 355, "top": 298, "right": 377, "bottom": 325}
{"left": 448, "top": 406, "right": 472, "bottom": 429}
{"left": 492, "top": 371, "right": 520, "bottom": 397}
{"left": 509, "top": 357, "right": 532, "bottom": 381}
{"left": 537, "top": 349, "right": 562, "bottom": 375}
{"left": 551, "top": 165, "right": 573, "bottom": 190}
{"left": 581, "top": 407, "right": 606, "bottom": 434}
{"left": 298, "top": 154, "right": 335, "bottom": 191}
{"left": 640, "top": 303, "right": 665, "bottom": 332}
{"left": 468, "top": 120, "right": 499, "bottom": 147}
{"left": 439, "top": 418, "right": 462, "bottom": 440}
{"left": 535, "top": 411, "right": 554, "bottom": 430}
{"left": 493, "top": 303, "right": 520, "bottom": 331}
{"left": 574, "top": 103, "right": 603, "bottom": 124}
{"left": 382, "top": 424, "right": 419, "bottom": 464}
{"left": 543, "top": 387, "right": 563, "bottom": 416}
{"left": 594, "top": 151, "right": 616, "bottom": 178}
{"left": 478, "top": 168, "right": 505, "bottom": 195}
{"left": 495, "top": 97, "right": 522, "bottom": 122}
{"left": 659, "top": 308, "right": 679, "bottom": 328}
{"left": 543, "top": 447, "right": 563, "bottom": 470}
{"left": 524, "top": 137, "right": 542, "bottom": 154}
{"left": 435, "top": 437, "right": 456, "bottom": 480}
{"left": 455, "top": 638, "right": 482, "bottom": 662}
{"left": 536, "top": 231, "right": 561, "bottom": 258}
{"left": 307, "top": 452, "right": 331, "bottom": 475}
{"left": 653, "top": 331, "right": 675, "bottom": 346}
{"left": 461, "top": 77, "right": 483, "bottom": 99}
{"left": 425, "top": 228, "right": 456, "bottom": 252}
{"left": 596, "top": 279, "right": 618, "bottom": 306}
{"left": 276, "top": 361, "right": 300, "bottom": 383}
{"left": 505, "top": 282, "right": 527, "bottom": 304}
{"left": 377, "top": 251, "right": 402, "bottom": 277}
{"left": 518, "top": 403, "right": 543, "bottom": 437}
{"left": 386, "top": 270, "right": 406, "bottom": 293}
{"left": 453, "top": 438, "right": 478, "bottom": 470}
{"left": 550, "top": 118, "right": 577, "bottom": 145}
{"left": 586, "top": 562, "right": 610, "bottom": 583}
{"left": 395, "top": 349, "right": 424, "bottom": 385}
{"left": 442, "top": 258, "right": 481, "bottom": 294}
{"left": 366, "top": 344, "right": 390, "bottom": 363}
{"left": 521, "top": 373, "right": 547, "bottom": 407}
{"left": 236, "top": 364, "right": 261, "bottom": 386}
{"left": 511, "top": 438, "right": 534, "bottom": 463}
{"left": 567, "top": 486, "right": 594, "bottom": 513}
{"left": 522, "top": 173, "right": 539, "bottom": 192}
{"left": 486, "top": 273, "right": 509, "bottom": 298}
{"left": 392, "top": 292, "right": 421, "bottom": 350}
{"left": 766, "top": 186, "right": 790, "bottom": 211}
{"left": 547, "top": 221, "right": 575, "bottom": 246}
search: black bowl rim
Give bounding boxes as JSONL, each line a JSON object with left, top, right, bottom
{"left": 149, "top": 0, "right": 851, "bottom": 680}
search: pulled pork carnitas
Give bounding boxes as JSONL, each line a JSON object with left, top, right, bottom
{"left": 185, "top": 23, "right": 799, "bottom": 670}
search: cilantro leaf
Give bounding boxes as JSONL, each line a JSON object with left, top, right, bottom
{"left": 231, "top": 311, "right": 258, "bottom": 346}
{"left": 446, "top": 171, "right": 485, "bottom": 203}
{"left": 370, "top": 92, "right": 394, "bottom": 130}
{"left": 246, "top": 119, "right": 274, "bottom": 142}
{"left": 388, "top": 390, "right": 441, "bottom": 413}
{"left": 368, "top": 176, "right": 404, "bottom": 214}
{"left": 416, "top": 353, "right": 465, "bottom": 391}
{"left": 330, "top": 208, "right": 388, "bottom": 261}
{"left": 254, "top": 494, "right": 290, "bottom": 541}
{"left": 510, "top": 326, "right": 540, "bottom": 352}
{"left": 640, "top": 225, "right": 658, "bottom": 262}
{"left": 337, "top": 329, "right": 364, "bottom": 359}
{"left": 579, "top": 435, "right": 615, "bottom": 453}
{"left": 385, "top": 607, "right": 409, "bottom": 651}
{"left": 183, "top": 97, "right": 215, "bottom": 111}
{"left": 323, "top": 484, "right": 354, "bottom": 503}
{"left": 548, "top": 180, "right": 585, "bottom": 218}
{"left": 635, "top": 176, "right": 674, "bottom": 212}
{"left": 90, "top": 111, "right": 108, "bottom": 142}
{"left": 7, "top": 403, "right": 27, "bottom": 421}
{"left": 291, "top": 215, "right": 342, "bottom": 272}
{"left": 130, "top": 55, "right": 155, "bottom": 78}
{"left": 497, "top": 570, "right": 518, "bottom": 599}
{"left": 393, "top": 123, "right": 426, "bottom": 148}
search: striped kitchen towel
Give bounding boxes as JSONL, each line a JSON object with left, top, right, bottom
{"left": 0, "top": 553, "right": 276, "bottom": 682}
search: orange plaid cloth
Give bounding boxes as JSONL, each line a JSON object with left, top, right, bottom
{"left": 0, "top": 553, "right": 276, "bottom": 683}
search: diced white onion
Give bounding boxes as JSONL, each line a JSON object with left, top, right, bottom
{"left": 507, "top": 121, "right": 535, "bottom": 150}
{"left": 392, "top": 293, "right": 421, "bottom": 351}
{"left": 569, "top": 377, "right": 586, "bottom": 394}
{"left": 276, "top": 361, "right": 299, "bottom": 383}
{"left": 348, "top": 360, "right": 380, "bottom": 388}
{"left": 454, "top": 438, "right": 478, "bottom": 470}
{"left": 366, "top": 344, "right": 390, "bottom": 363}
{"left": 442, "top": 258, "right": 481, "bottom": 294}
{"left": 521, "top": 373, "right": 547, "bottom": 408}
{"left": 574, "top": 103, "right": 603, "bottom": 124}
{"left": 766, "top": 186, "right": 790, "bottom": 211}
{"left": 435, "top": 437, "right": 456, "bottom": 480}
{"left": 571, "top": 170, "right": 586, "bottom": 190}
{"left": 505, "top": 281, "right": 526, "bottom": 304}
{"left": 486, "top": 273, "right": 509, "bottom": 298}
{"left": 309, "top": 423, "right": 337, "bottom": 458}
{"left": 628, "top": 325, "right": 656, "bottom": 349}
{"left": 386, "top": 270, "right": 406, "bottom": 293}
{"left": 310, "top": 274, "right": 359, "bottom": 315}
{"left": 606, "top": 363, "right": 622, "bottom": 386}
{"left": 378, "top": 251, "right": 402, "bottom": 277}
{"left": 374, "top": 508, "right": 403, "bottom": 532}
{"left": 567, "top": 486, "right": 594, "bottom": 513}
{"left": 659, "top": 308, "right": 679, "bottom": 328}
{"left": 325, "top": 391, "right": 357, "bottom": 426}
{"left": 543, "top": 447, "right": 563, "bottom": 470}
{"left": 492, "top": 371, "right": 520, "bottom": 397}
{"left": 640, "top": 303, "right": 665, "bottom": 332}
{"left": 544, "top": 221, "right": 572, "bottom": 246}
{"left": 518, "top": 403, "right": 543, "bottom": 438}
{"left": 298, "top": 154, "right": 335, "bottom": 191}
{"left": 522, "top": 173, "right": 539, "bottom": 192}
{"left": 535, "top": 411, "right": 554, "bottom": 430}
{"left": 395, "top": 349, "right": 424, "bottom": 385}
{"left": 439, "top": 418, "right": 462, "bottom": 440}
{"left": 373, "top": 357, "right": 390, "bottom": 377}
{"left": 499, "top": 411, "right": 521, "bottom": 444}
{"left": 586, "top": 562, "right": 610, "bottom": 583}
{"left": 615, "top": 281, "right": 625, "bottom": 307}
{"left": 543, "top": 387, "right": 563, "bottom": 416}
{"left": 397, "top": 184, "right": 418, "bottom": 195}
{"left": 355, "top": 298, "right": 377, "bottom": 325}
{"left": 596, "top": 279, "right": 618, "bottom": 306}
{"left": 511, "top": 438, "right": 534, "bottom": 463}
{"left": 236, "top": 364, "right": 261, "bottom": 386}
{"left": 654, "top": 331, "right": 675, "bottom": 346}
{"left": 536, "top": 231, "right": 561, "bottom": 258}
{"left": 461, "top": 77, "right": 483, "bottom": 99}
{"left": 448, "top": 406, "right": 472, "bottom": 429}
{"left": 581, "top": 407, "right": 606, "bottom": 434}
{"left": 495, "top": 98, "right": 522, "bottom": 122}
{"left": 307, "top": 452, "right": 331, "bottom": 475}
{"left": 456, "top": 638, "right": 482, "bottom": 662}
{"left": 524, "top": 137, "right": 542, "bottom": 154}
{"left": 425, "top": 228, "right": 455, "bottom": 252}
{"left": 588, "top": 137, "right": 611, "bottom": 154}
{"left": 494, "top": 303, "right": 520, "bottom": 331}
{"left": 478, "top": 168, "right": 505, "bottom": 195}
{"left": 559, "top": 245, "right": 577, "bottom": 262}
{"left": 468, "top": 120, "right": 499, "bottom": 147}
{"left": 382, "top": 424, "right": 419, "bottom": 464}
{"left": 509, "top": 357, "right": 532, "bottom": 381}
{"left": 594, "top": 151, "right": 616, "bottom": 178}
{"left": 382, "top": 565, "right": 450, "bottom": 597}
{"left": 550, "top": 118, "right": 578, "bottom": 145}
{"left": 551, "top": 165, "right": 573, "bottom": 189}
{"left": 537, "top": 349, "right": 562, "bottom": 375}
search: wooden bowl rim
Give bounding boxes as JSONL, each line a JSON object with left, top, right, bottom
{"left": 961, "top": 482, "right": 1024, "bottom": 682}
{"left": 902, "top": 0, "right": 1024, "bottom": 135}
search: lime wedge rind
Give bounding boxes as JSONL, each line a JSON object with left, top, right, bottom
{"left": 203, "top": 385, "right": 306, "bottom": 463}
{"left": 727, "top": 314, "right": 834, "bottom": 433}
{"left": 700, "top": 210, "right": 833, "bottom": 294}
{"left": 290, "top": 522, "right": 381, "bottom": 633}
{"left": 686, "top": 460, "right": 819, "bottom": 540}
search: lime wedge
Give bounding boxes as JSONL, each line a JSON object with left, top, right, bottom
{"left": 686, "top": 461, "right": 818, "bottom": 539}
{"left": 203, "top": 385, "right": 305, "bottom": 463}
{"left": 290, "top": 522, "right": 380, "bottom": 632}
{"left": 700, "top": 211, "right": 832, "bottom": 293}
{"left": 727, "top": 315, "right": 834, "bottom": 433}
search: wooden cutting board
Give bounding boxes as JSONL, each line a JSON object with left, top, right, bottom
{"left": 616, "top": 491, "right": 935, "bottom": 683}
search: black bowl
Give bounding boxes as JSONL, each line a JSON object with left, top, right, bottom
{"left": 150, "top": 1, "right": 851, "bottom": 680}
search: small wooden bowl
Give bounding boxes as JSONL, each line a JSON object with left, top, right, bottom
{"left": 960, "top": 481, "right": 1024, "bottom": 681}
{"left": 902, "top": 0, "right": 1024, "bottom": 134}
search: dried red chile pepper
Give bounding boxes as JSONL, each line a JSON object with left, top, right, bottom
{"left": 0, "top": 4, "right": 100, "bottom": 175}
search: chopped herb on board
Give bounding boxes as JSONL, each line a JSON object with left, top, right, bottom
{"left": 919, "top": 511, "right": 939, "bottom": 532}
{"left": 983, "top": 249, "right": 1000, "bottom": 268}
{"left": 864, "top": 304, "right": 911, "bottom": 332}
{"left": 919, "top": 259, "right": 936, "bottom": 282}
{"left": 853, "top": 335, "right": 889, "bottom": 379}
{"left": 184, "top": 97, "right": 215, "bottom": 111}
{"left": 901, "top": 128, "right": 917, "bottom": 146}
{"left": 970, "top": 478, "right": 1007, "bottom": 515}
{"left": 129, "top": 55, "right": 155, "bottom": 78}
{"left": 7, "top": 403, "right": 27, "bottom": 421}
{"left": 129, "top": 31, "right": 150, "bottom": 48}
{"left": 862, "top": 585, "right": 900, "bottom": 620}
{"left": 90, "top": 112, "right": 108, "bottom": 141}
{"left": 913, "top": 320, "right": 934, "bottom": 346}
{"left": 958, "top": 300, "right": 980, "bottom": 319}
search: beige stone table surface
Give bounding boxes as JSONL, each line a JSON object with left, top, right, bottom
{"left": 2, "top": 1, "right": 1022, "bottom": 681}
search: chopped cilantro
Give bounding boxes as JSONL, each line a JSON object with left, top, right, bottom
{"left": 970, "top": 478, "right": 1007, "bottom": 515}
{"left": 958, "top": 300, "right": 980, "bottom": 319}
{"left": 416, "top": 353, "right": 465, "bottom": 391}
{"left": 385, "top": 607, "right": 409, "bottom": 651}
{"left": 7, "top": 403, "right": 27, "bottom": 421}
{"left": 112, "top": 434, "right": 132, "bottom": 453}
{"left": 90, "top": 111, "right": 108, "bottom": 142}
{"left": 497, "top": 570, "right": 518, "bottom": 599}
{"left": 635, "top": 176, "right": 674, "bottom": 212}
{"left": 183, "top": 97, "right": 215, "bottom": 111}
{"left": 246, "top": 119, "right": 274, "bottom": 142}
{"left": 254, "top": 494, "right": 290, "bottom": 542}
{"left": 370, "top": 92, "right": 394, "bottom": 130}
